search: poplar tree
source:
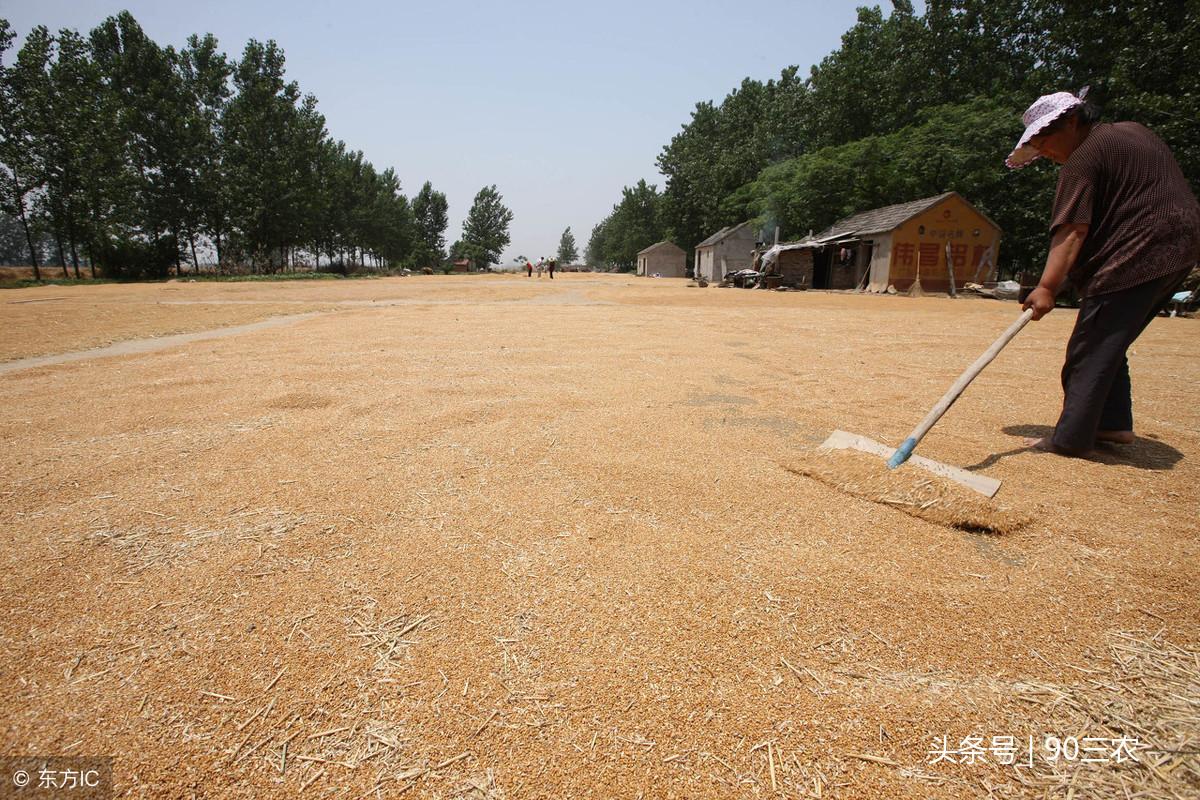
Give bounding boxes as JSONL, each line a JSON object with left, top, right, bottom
{"left": 460, "top": 185, "right": 512, "bottom": 270}
{"left": 176, "top": 33, "right": 232, "bottom": 271}
{"left": 0, "top": 20, "right": 44, "bottom": 278}
{"left": 556, "top": 226, "right": 578, "bottom": 265}
{"left": 221, "top": 38, "right": 311, "bottom": 269}
{"left": 412, "top": 181, "right": 448, "bottom": 268}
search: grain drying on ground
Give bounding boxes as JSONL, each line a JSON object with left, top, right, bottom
{"left": 1, "top": 274, "right": 1196, "bottom": 798}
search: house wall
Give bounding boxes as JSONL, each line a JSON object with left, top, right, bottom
{"left": 696, "top": 227, "right": 757, "bottom": 283}
{"left": 713, "top": 228, "right": 756, "bottom": 276}
{"left": 885, "top": 196, "right": 1002, "bottom": 293}
{"left": 639, "top": 247, "right": 686, "bottom": 277}
{"left": 777, "top": 249, "right": 813, "bottom": 287}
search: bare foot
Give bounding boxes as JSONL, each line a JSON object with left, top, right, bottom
{"left": 1096, "top": 430, "right": 1135, "bottom": 444}
{"left": 1022, "top": 436, "right": 1094, "bottom": 457}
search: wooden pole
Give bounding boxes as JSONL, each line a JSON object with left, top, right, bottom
{"left": 945, "top": 242, "right": 957, "bottom": 298}
{"left": 887, "top": 308, "right": 1034, "bottom": 468}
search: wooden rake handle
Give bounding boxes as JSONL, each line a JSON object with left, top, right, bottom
{"left": 887, "top": 307, "right": 1035, "bottom": 469}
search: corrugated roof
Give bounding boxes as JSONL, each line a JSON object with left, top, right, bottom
{"left": 815, "top": 192, "right": 956, "bottom": 238}
{"left": 637, "top": 240, "right": 685, "bottom": 256}
{"left": 696, "top": 220, "right": 755, "bottom": 249}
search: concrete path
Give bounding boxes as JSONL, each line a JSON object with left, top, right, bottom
{"left": 0, "top": 312, "right": 323, "bottom": 376}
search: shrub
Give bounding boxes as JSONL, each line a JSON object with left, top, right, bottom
{"left": 95, "top": 236, "right": 180, "bottom": 281}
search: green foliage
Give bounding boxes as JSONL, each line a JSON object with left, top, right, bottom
{"left": 412, "top": 181, "right": 449, "bottom": 268}
{"left": 221, "top": 38, "right": 317, "bottom": 267}
{"left": 94, "top": 234, "right": 180, "bottom": 280}
{"left": 0, "top": 212, "right": 26, "bottom": 262}
{"left": 176, "top": 32, "right": 233, "bottom": 268}
{"left": 1032, "top": 0, "right": 1200, "bottom": 184}
{"left": 0, "top": 277, "right": 117, "bottom": 289}
{"left": 620, "top": 0, "right": 1200, "bottom": 279}
{"left": 89, "top": 12, "right": 194, "bottom": 272}
{"left": 556, "top": 226, "right": 578, "bottom": 264}
{"left": 735, "top": 99, "right": 1057, "bottom": 274}
{"left": 0, "top": 20, "right": 48, "bottom": 277}
{"left": 656, "top": 73, "right": 810, "bottom": 261}
{"left": 0, "top": 12, "right": 417, "bottom": 279}
{"left": 586, "top": 179, "right": 664, "bottom": 271}
{"left": 461, "top": 185, "right": 513, "bottom": 269}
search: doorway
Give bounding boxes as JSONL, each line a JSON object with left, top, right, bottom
{"left": 812, "top": 249, "right": 832, "bottom": 289}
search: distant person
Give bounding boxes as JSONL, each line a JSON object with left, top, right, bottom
{"left": 1006, "top": 90, "right": 1200, "bottom": 456}
{"left": 548, "top": 259, "right": 556, "bottom": 279}
{"left": 526, "top": 261, "right": 532, "bottom": 277}
{"left": 536, "top": 259, "right": 544, "bottom": 278}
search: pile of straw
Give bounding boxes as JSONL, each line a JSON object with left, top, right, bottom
{"left": 1013, "top": 630, "right": 1200, "bottom": 798}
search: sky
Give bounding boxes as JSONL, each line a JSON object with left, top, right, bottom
{"left": 1, "top": 0, "right": 912, "bottom": 265}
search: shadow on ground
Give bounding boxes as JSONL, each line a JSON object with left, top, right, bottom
{"left": 963, "top": 424, "right": 1184, "bottom": 472}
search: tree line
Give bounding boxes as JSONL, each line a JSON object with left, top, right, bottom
{"left": 587, "top": 0, "right": 1199, "bottom": 277}
{"left": 0, "top": 12, "right": 514, "bottom": 281}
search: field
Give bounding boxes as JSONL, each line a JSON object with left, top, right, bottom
{"left": 1, "top": 274, "right": 1197, "bottom": 799}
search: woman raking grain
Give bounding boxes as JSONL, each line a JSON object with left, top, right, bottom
{"left": 1006, "top": 90, "right": 1200, "bottom": 456}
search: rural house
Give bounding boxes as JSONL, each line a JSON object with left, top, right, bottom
{"left": 636, "top": 241, "right": 687, "bottom": 277}
{"left": 808, "top": 192, "right": 1001, "bottom": 293}
{"left": 754, "top": 240, "right": 821, "bottom": 289}
{"left": 694, "top": 221, "right": 757, "bottom": 283}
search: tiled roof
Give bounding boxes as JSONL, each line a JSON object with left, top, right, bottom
{"left": 696, "top": 220, "right": 754, "bottom": 249}
{"left": 815, "top": 192, "right": 956, "bottom": 238}
{"left": 637, "top": 240, "right": 685, "bottom": 256}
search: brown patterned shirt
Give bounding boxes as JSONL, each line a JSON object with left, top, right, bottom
{"left": 1050, "top": 122, "right": 1200, "bottom": 296}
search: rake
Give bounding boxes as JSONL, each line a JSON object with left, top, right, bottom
{"left": 820, "top": 308, "right": 1035, "bottom": 498}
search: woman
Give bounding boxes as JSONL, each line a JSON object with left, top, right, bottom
{"left": 1007, "top": 91, "right": 1200, "bottom": 455}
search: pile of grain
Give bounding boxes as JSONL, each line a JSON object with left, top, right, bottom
{"left": 785, "top": 449, "right": 1030, "bottom": 535}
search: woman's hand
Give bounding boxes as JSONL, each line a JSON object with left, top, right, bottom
{"left": 1023, "top": 286, "right": 1057, "bottom": 320}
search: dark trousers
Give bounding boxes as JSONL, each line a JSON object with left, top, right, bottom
{"left": 1053, "top": 268, "right": 1189, "bottom": 451}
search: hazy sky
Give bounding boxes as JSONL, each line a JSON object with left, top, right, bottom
{"left": 2, "top": 0, "right": 911, "bottom": 264}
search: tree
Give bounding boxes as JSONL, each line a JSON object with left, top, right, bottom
{"left": 0, "top": 20, "right": 46, "bottom": 278}
{"left": 222, "top": 39, "right": 292, "bottom": 268}
{"left": 0, "top": 212, "right": 27, "bottom": 264}
{"left": 369, "top": 166, "right": 414, "bottom": 267}
{"left": 655, "top": 71, "right": 809, "bottom": 264}
{"left": 460, "top": 184, "right": 512, "bottom": 269}
{"left": 89, "top": 12, "right": 193, "bottom": 278}
{"left": 412, "top": 180, "right": 448, "bottom": 268}
{"left": 585, "top": 219, "right": 606, "bottom": 268}
{"left": 587, "top": 180, "right": 664, "bottom": 270}
{"left": 1, "top": 10, "right": 434, "bottom": 280}
{"left": 731, "top": 98, "right": 1056, "bottom": 278}
{"left": 617, "top": 181, "right": 663, "bottom": 265}
{"left": 176, "top": 33, "right": 232, "bottom": 271}
{"left": 604, "top": 0, "right": 1200, "bottom": 281}
{"left": 43, "top": 27, "right": 113, "bottom": 277}
{"left": 556, "top": 226, "right": 578, "bottom": 264}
